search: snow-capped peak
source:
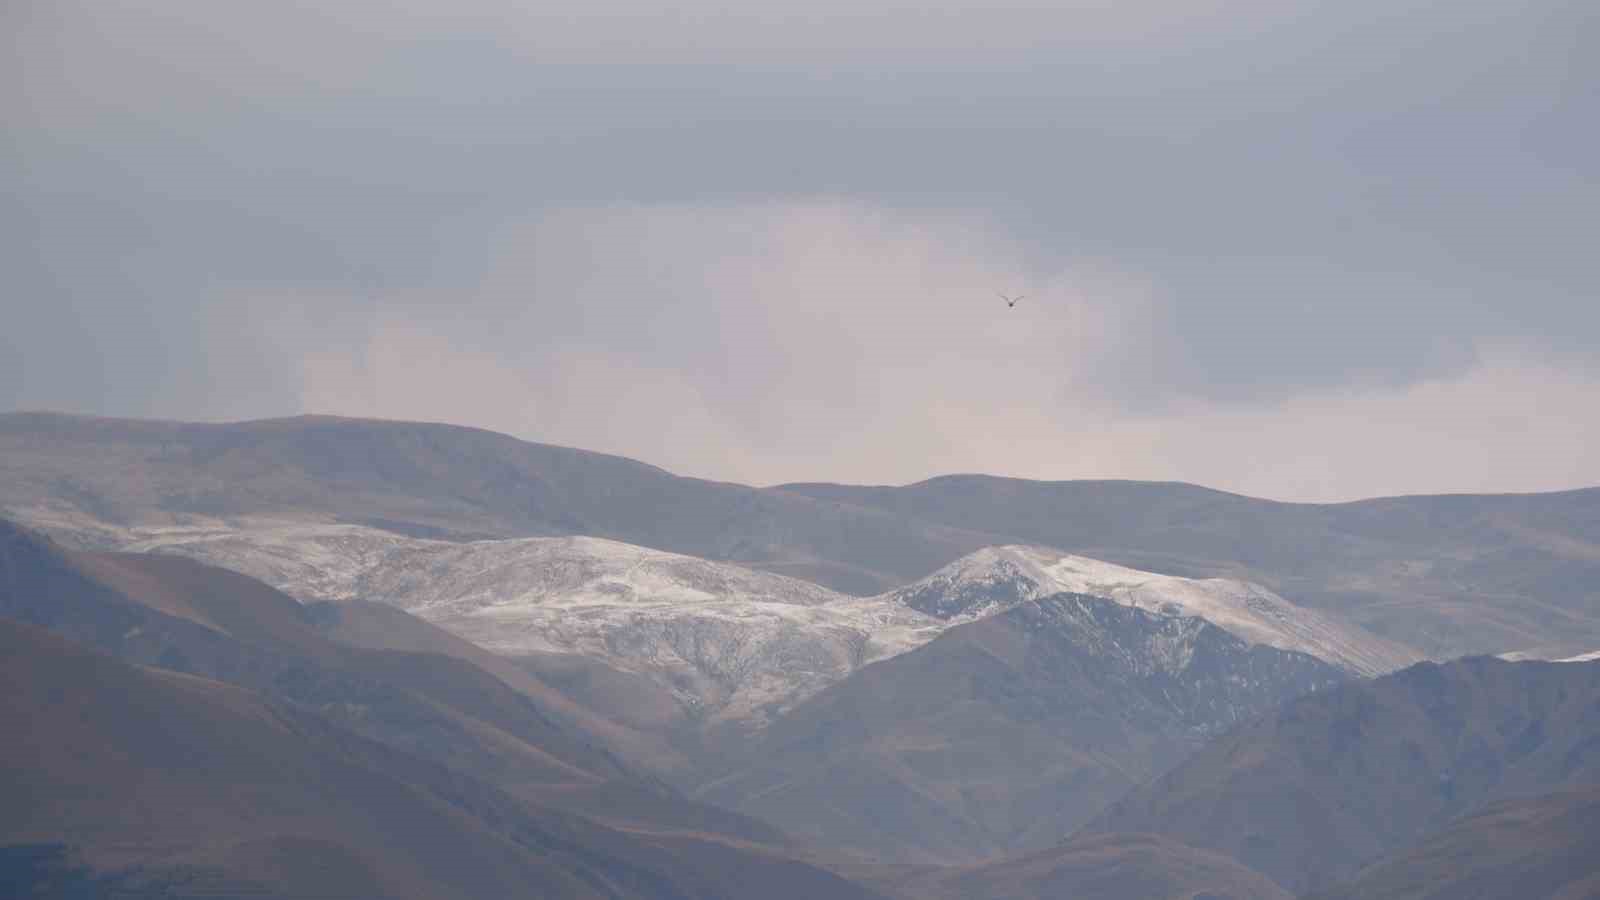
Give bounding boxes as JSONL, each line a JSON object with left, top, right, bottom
{"left": 885, "top": 545, "right": 1420, "bottom": 676}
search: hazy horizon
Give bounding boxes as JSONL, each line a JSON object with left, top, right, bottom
{"left": 7, "top": 405, "right": 1599, "bottom": 504}
{"left": 7, "top": 0, "right": 1596, "bottom": 501}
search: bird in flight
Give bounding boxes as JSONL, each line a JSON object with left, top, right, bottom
{"left": 997, "top": 292, "right": 1023, "bottom": 308}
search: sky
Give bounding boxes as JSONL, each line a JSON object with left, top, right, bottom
{"left": 4, "top": 0, "right": 1597, "bottom": 501}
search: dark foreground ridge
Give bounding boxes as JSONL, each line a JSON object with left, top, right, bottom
{"left": 1083, "top": 655, "right": 1600, "bottom": 894}
{"left": 0, "top": 519, "right": 889, "bottom": 900}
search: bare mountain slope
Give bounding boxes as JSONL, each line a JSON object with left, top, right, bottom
{"left": 0, "top": 618, "right": 889, "bottom": 900}
{"left": 694, "top": 593, "right": 1346, "bottom": 863}
{"left": 871, "top": 833, "right": 1291, "bottom": 900}
{"left": 1082, "top": 656, "right": 1600, "bottom": 894}
{"left": 1307, "top": 787, "right": 1600, "bottom": 900}
{"left": 0, "top": 518, "right": 622, "bottom": 788}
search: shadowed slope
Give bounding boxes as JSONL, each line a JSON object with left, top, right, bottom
{"left": 872, "top": 833, "right": 1291, "bottom": 900}
{"left": 696, "top": 593, "right": 1344, "bottom": 863}
{"left": 0, "top": 518, "right": 788, "bottom": 846}
{"left": 1083, "top": 656, "right": 1600, "bottom": 894}
{"left": 311, "top": 598, "right": 698, "bottom": 776}
{"left": 1308, "top": 787, "right": 1600, "bottom": 900}
{"left": 0, "top": 618, "right": 889, "bottom": 900}
{"left": 0, "top": 518, "right": 617, "bottom": 787}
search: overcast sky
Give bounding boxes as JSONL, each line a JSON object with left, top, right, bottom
{"left": 4, "top": 0, "right": 1597, "bottom": 500}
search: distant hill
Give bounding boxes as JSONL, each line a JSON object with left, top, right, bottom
{"left": 779, "top": 475, "right": 1600, "bottom": 658}
{"left": 4, "top": 411, "right": 1599, "bottom": 657}
{"left": 1082, "top": 656, "right": 1600, "bottom": 894}
{"left": 0, "top": 411, "right": 998, "bottom": 594}
{"left": 1307, "top": 787, "right": 1600, "bottom": 900}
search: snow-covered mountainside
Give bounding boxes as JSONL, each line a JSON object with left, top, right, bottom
{"left": 13, "top": 510, "right": 942, "bottom": 728}
{"left": 7, "top": 507, "right": 1413, "bottom": 728}
{"left": 885, "top": 545, "right": 1419, "bottom": 676}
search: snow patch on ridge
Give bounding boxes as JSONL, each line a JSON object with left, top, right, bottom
{"left": 19, "top": 511, "right": 944, "bottom": 727}
{"left": 6, "top": 506, "right": 1415, "bottom": 726}
{"left": 885, "top": 545, "right": 1419, "bottom": 676}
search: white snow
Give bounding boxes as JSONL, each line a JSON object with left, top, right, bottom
{"left": 1496, "top": 648, "right": 1600, "bottom": 663}
{"left": 16, "top": 510, "right": 941, "bottom": 728}
{"left": 9, "top": 506, "right": 1418, "bottom": 728}
{"left": 884, "top": 546, "right": 1421, "bottom": 676}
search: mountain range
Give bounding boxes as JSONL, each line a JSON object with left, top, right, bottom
{"left": 34, "top": 514, "right": 1411, "bottom": 722}
{"left": 5, "top": 411, "right": 1599, "bottom": 659}
{"left": 3, "top": 410, "right": 1598, "bottom": 897}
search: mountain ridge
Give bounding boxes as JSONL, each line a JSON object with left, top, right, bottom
{"left": 21, "top": 517, "right": 1393, "bottom": 743}
{"left": 6, "top": 410, "right": 1598, "bottom": 657}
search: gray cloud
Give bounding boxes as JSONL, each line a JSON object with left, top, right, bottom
{"left": 3, "top": 0, "right": 1597, "bottom": 499}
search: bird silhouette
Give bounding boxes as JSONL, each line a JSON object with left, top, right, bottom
{"left": 997, "top": 292, "right": 1023, "bottom": 308}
